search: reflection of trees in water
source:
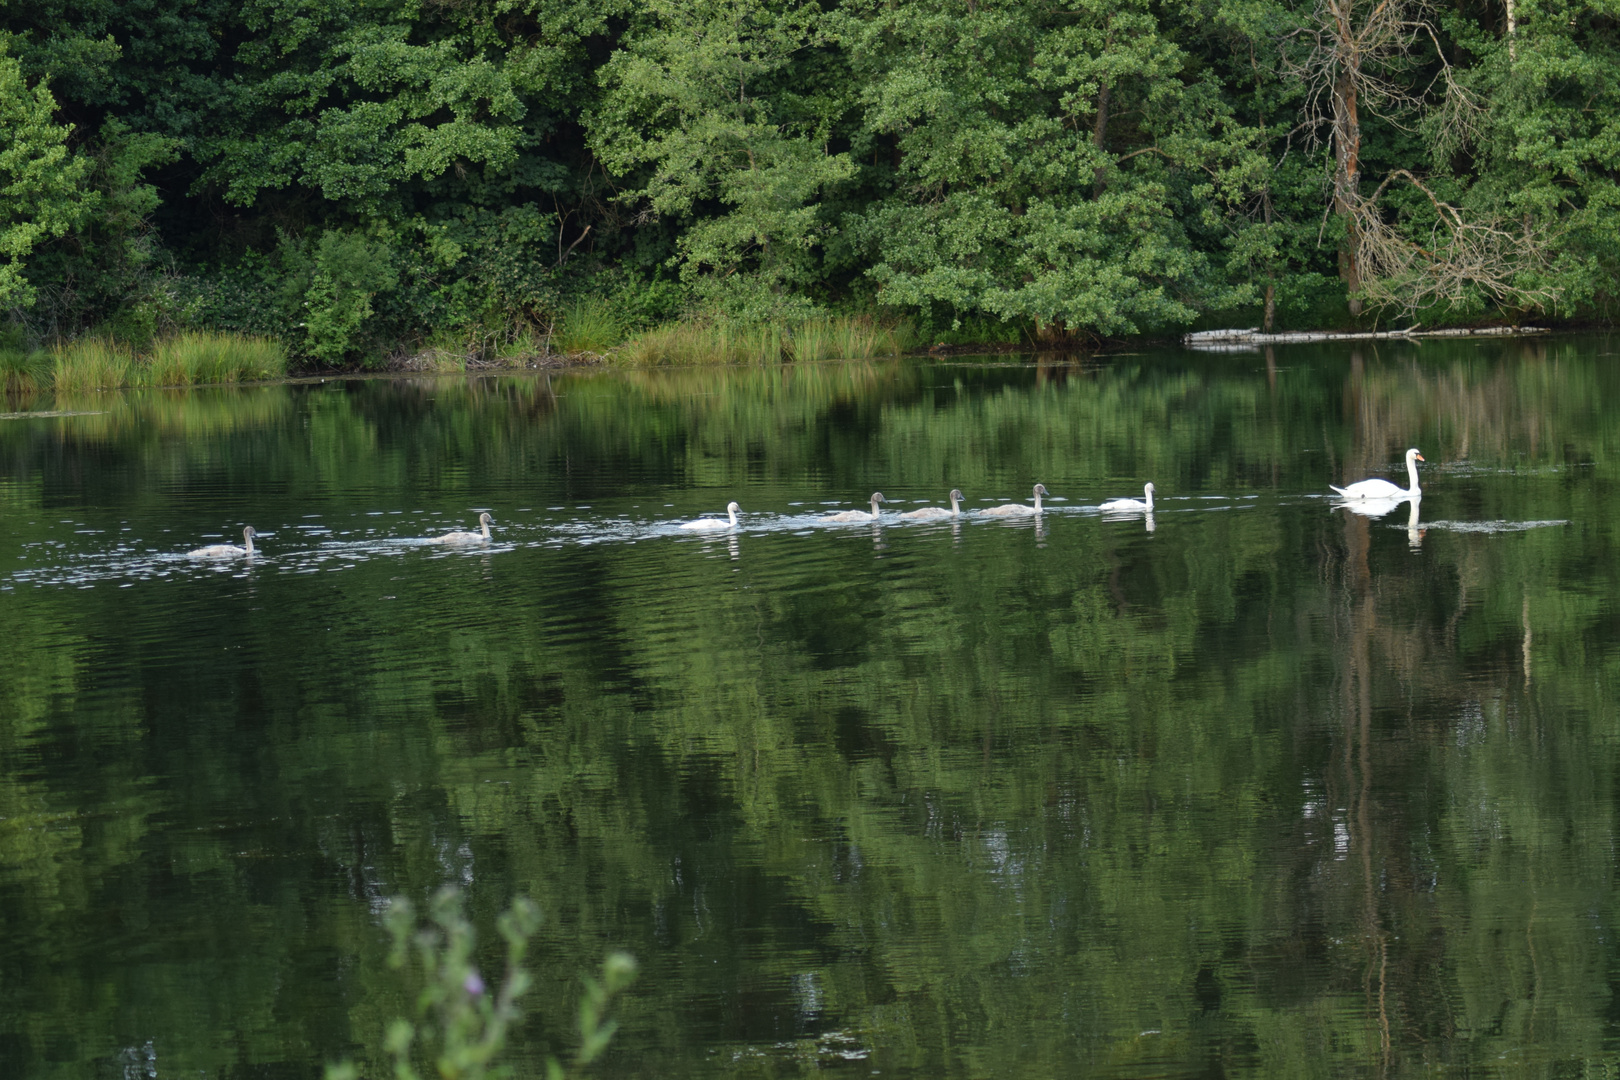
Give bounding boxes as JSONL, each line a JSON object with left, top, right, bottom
{"left": 1340, "top": 338, "right": 1598, "bottom": 474}
{"left": 1301, "top": 470, "right": 1610, "bottom": 1068}
{"left": 0, "top": 341, "right": 1617, "bottom": 1074}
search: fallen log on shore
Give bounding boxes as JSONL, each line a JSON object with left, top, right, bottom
{"left": 1183, "top": 325, "right": 1547, "bottom": 348}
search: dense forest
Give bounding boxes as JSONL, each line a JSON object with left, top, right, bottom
{"left": 0, "top": 0, "right": 1616, "bottom": 361}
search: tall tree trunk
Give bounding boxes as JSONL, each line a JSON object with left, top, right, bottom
{"left": 1262, "top": 187, "right": 1277, "bottom": 331}
{"left": 1505, "top": 0, "right": 1517, "bottom": 61}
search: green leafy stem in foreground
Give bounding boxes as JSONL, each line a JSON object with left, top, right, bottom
{"left": 326, "top": 887, "right": 636, "bottom": 1080}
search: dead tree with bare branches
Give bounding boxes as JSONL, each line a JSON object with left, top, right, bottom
{"left": 1282, "top": 0, "right": 1553, "bottom": 316}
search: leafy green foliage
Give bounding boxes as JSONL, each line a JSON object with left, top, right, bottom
{"left": 593, "top": 0, "right": 856, "bottom": 311}
{"left": 3, "top": 0, "right": 1619, "bottom": 348}
{"left": 323, "top": 888, "right": 635, "bottom": 1080}
{"left": 0, "top": 45, "right": 91, "bottom": 311}
{"left": 836, "top": 0, "right": 1264, "bottom": 336}
{"left": 286, "top": 231, "right": 402, "bottom": 365}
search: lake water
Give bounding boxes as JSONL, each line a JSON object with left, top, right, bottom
{"left": 2, "top": 336, "right": 1617, "bottom": 1078}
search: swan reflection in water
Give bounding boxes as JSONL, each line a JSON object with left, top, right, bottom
{"left": 1332, "top": 493, "right": 1424, "bottom": 549}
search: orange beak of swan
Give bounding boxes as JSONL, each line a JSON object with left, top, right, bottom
{"left": 1414, "top": 453, "right": 1425, "bottom": 461}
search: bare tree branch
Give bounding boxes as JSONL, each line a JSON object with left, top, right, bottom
{"left": 1280, "top": 0, "right": 1518, "bottom": 314}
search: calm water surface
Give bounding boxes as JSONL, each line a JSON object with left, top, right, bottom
{"left": 2, "top": 338, "right": 1618, "bottom": 1078}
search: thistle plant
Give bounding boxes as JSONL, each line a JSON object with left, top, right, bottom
{"left": 327, "top": 886, "right": 636, "bottom": 1080}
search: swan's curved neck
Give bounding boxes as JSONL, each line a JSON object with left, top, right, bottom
{"left": 727, "top": 506, "right": 739, "bottom": 526}
{"left": 1144, "top": 486, "right": 1155, "bottom": 510}
{"left": 949, "top": 494, "right": 960, "bottom": 515}
{"left": 870, "top": 498, "right": 881, "bottom": 517}
{"left": 480, "top": 518, "right": 491, "bottom": 538}
{"left": 1032, "top": 489, "right": 1043, "bottom": 512}
{"left": 1406, "top": 455, "right": 1422, "bottom": 494}
{"left": 243, "top": 529, "right": 255, "bottom": 554}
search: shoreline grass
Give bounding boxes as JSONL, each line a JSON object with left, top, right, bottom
{"left": 0, "top": 348, "right": 50, "bottom": 394}
{"left": 617, "top": 315, "right": 916, "bottom": 366}
{"left": 555, "top": 297, "right": 625, "bottom": 355}
{"left": 142, "top": 331, "right": 287, "bottom": 386}
{"left": 41, "top": 332, "right": 288, "bottom": 393}
{"left": 16, "top": 315, "right": 917, "bottom": 392}
{"left": 52, "top": 338, "right": 133, "bottom": 393}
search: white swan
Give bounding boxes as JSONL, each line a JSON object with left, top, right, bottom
{"left": 430, "top": 512, "right": 493, "bottom": 545}
{"left": 680, "top": 502, "right": 742, "bottom": 530}
{"left": 1331, "top": 448, "right": 1424, "bottom": 500}
{"left": 1099, "top": 482, "right": 1155, "bottom": 512}
{"left": 980, "top": 484, "right": 1048, "bottom": 517}
{"left": 824, "top": 493, "right": 886, "bottom": 522}
{"left": 900, "top": 490, "right": 963, "bottom": 520}
{"left": 189, "top": 525, "right": 257, "bottom": 558}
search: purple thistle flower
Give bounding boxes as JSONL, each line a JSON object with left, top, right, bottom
{"left": 464, "top": 972, "right": 485, "bottom": 996}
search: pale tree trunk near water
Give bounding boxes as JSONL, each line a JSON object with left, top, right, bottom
{"left": 1262, "top": 188, "right": 1278, "bottom": 331}
{"left": 1286, "top": 0, "right": 1551, "bottom": 315}
{"left": 1328, "top": 3, "right": 1365, "bottom": 316}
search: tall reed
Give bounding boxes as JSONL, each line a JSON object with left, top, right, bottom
{"left": 556, "top": 297, "right": 625, "bottom": 355}
{"left": 52, "top": 338, "right": 133, "bottom": 393}
{"left": 619, "top": 314, "right": 915, "bottom": 366}
{"left": 49, "top": 332, "right": 286, "bottom": 391}
{"left": 788, "top": 316, "right": 916, "bottom": 362}
{"left": 0, "top": 349, "right": 48, "bottom": 394}
{"left": 138, "top": 331, "right": 287, "bottom": 386}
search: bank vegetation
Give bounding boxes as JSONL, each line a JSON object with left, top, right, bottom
{"left": 1, "top": 0, "right": 1614, "bottom": 371}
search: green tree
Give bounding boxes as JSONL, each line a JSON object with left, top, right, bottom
{"left": 834, "top": 0, "right": 1263, "bottom": 337}
{"left": 592, "top": 0, "right": 856, "bottom": 316}
{"left": 0, "top": 44, "right": 91, "bottom": 311}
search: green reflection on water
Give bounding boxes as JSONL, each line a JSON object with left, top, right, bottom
{"left": 1, "top": 337, "right": 1617, "bottom": 1078}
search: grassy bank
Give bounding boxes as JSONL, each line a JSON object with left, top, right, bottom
{"left": 614, "top": 315, "right": 917, "bottom": 366}
{"left": 2, "top": 315, "right": 918, "bottom": 393}
{"left": 1, "top": 332, "right": 288, "bottom": 394}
